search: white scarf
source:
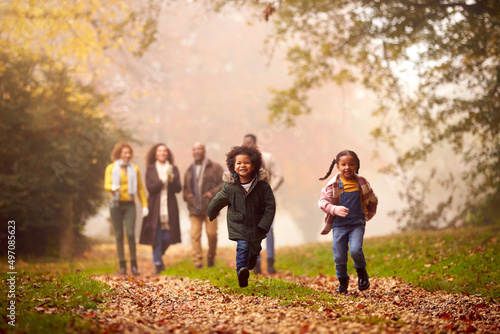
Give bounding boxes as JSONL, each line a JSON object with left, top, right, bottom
{"left": 155, "top": 160, "right": 171, "bottom": 230}
{"left": 111, "top": 159, "right": 137, "bottom": 207}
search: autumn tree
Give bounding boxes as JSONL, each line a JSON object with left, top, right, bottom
{"left": 208, "top": 0, "right": 500, "bottom": 229}
{"left": 0, "top": 0, "right": 161, "bottom": 256}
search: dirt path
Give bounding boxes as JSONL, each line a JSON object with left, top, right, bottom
{"left": 85, "top": 243, "right": 499, "bottom": 333}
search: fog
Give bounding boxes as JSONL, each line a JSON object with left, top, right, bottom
{"left": 84, "top": 1, "right": 404, "bottom": 247}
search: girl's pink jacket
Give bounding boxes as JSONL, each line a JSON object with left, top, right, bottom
{"left": 318, "top": 173, "right": 378, "bottom": 234}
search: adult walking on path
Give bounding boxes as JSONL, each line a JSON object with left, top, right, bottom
{"left": 243, "top": 134, "right": 284, "bottom": 274}
{"left": 104, "top": 143, "right": 148, "bottom": 275}
{"left": 140, "top": 143, "right": 182, "bottom": 275}
{"left": 183, "top": 142, "right": 224, "bottom": 268}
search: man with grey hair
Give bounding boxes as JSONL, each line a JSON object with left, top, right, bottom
{"left": 243, "top": 134, "right": 284, "bottom": 273}
{"left": 183, "top": 142, "right": 224, "bottom": 268}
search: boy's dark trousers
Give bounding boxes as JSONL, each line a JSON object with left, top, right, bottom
{"left": 235, "top": 240, "right": 262, "bottom": 273}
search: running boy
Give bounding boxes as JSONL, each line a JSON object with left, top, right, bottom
{"left": 208, "top": 145, "right": 276, "bottom": 287}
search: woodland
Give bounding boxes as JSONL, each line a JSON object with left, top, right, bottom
{"left": 2, "top": 1, "right": 498, "bottom": 256}
{"left": 0, "top": 1, "right": 499, "bottom": 333}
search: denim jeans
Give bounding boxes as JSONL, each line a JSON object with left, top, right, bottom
{"left": 153, "top": 223, "right": 170, "bottom": 266}
{"left": 256, "top": 222, "right": 274, "bottom": 267}
{"left": 332, "top": 220, "right": 366, "bottom": 278}
{"left": 235, "top": 240, "right": 262, "bottom": 273}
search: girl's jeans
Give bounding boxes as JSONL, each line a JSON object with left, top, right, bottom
{"left": 153, "top": 222, "right": 170, "bottom": 266}
{"left": 235, "top": 240, "right": 262, "bottom": 273}
{"left": 332, "top": 220, "right": 366, "bottom": 278}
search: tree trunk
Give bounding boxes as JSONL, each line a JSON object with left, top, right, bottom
{"left": 59, "top": 195, "right": 74, "bottom": 259}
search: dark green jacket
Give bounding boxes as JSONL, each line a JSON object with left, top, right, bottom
{"left": 207, "top": 169, "right": 276, "bottom": 242}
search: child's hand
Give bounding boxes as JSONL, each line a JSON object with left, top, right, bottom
{"left": 333, "top": 206, "right": 349, "bottom": 217}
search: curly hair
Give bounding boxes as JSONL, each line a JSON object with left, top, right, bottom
{"left": 226, "top": 145, "right": 263, "bottom": 177}
{"left": 145, "top": 143, "right": 174, "bottom": 167}
{"left": 110, "top": 142, "right": 134, "bottom": 161}
{"left": 319, "top": 150, "right": 361, "bottom": 181}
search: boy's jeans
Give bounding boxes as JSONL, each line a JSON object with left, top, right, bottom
{"left": 332, "top": 221, "right": 366, "bottom": 278}
{"left": 236, "top": 240, "right": 262, "bottom": 273}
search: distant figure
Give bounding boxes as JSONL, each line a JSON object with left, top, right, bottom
{"left": 318, "top": 150, "right": 378, "bottom": 293}
{"left": 183, "top": 142, "right": 224, "bottom": 268}
{"left": 243, "top": 134, "right": 283, "bottom": 274}
{"left": 207, "top": 145, "right": 276, "bottom": 287}
{"left": 140, "top": 144, "right": 182, "bottom": 275}
{"left": 104, "top": 143, "right": 148, "bottom": 275}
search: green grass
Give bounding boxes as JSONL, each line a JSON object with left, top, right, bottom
{"left": 0, "top": 243, "right": 116, "bottom": 333}
{"left": 277, "top": 223, "right": 500, "bottom": 301}
{"left": 0, "top": 271, "right": 111, "bottom": 333}
{"left": 162, "top": 258, "right": 338, "bottom": 308}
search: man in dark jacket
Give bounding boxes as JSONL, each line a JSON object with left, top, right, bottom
{"left": 183, "top": 142, "right": 224, "bottom": 268}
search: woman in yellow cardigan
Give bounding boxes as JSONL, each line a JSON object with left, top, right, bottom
{"left": 104, "top": 143, "right": 148, "bottom": 275}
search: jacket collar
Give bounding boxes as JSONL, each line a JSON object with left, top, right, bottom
{"left": 222, "top": 168, "right": 269, "bottom": 185}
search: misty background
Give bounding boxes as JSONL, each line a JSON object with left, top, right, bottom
{"left": 84, "top": 1, "right": 403, "bottom": 248}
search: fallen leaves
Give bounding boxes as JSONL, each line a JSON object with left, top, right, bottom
{"left": 82, "top": 271, "right": 500, "bottom": 333}
{"left": 27, "top": 244, "right": 500, "bottom": 333}
{"left": 277, "top": 272, "right": 500, "bottom": 333}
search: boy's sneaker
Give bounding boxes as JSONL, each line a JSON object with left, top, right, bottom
{"left": 247, "top": 254, "right": 258, "bottom": 270}
{"left": 237, "top": 267, "right": 250, "bottom": 287}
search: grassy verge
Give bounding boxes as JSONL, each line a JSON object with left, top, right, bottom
{"left": 0, "top": 271, "right": 111, "bottom": 333}
{"left": 0, "top": 241, "right": 117, "bottom": 333}
{"left": 277, "top": 223, "right": 500, "bottom": 301}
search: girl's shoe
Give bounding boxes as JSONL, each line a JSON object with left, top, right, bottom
{"left": 237, "top": 267, "right": 249, "bottom": 287}
{"left": 356, "top": 268, "right": 370, "bottom": 291}
{"left": 336, "top": 276, "right": 349, "bottom": 294}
